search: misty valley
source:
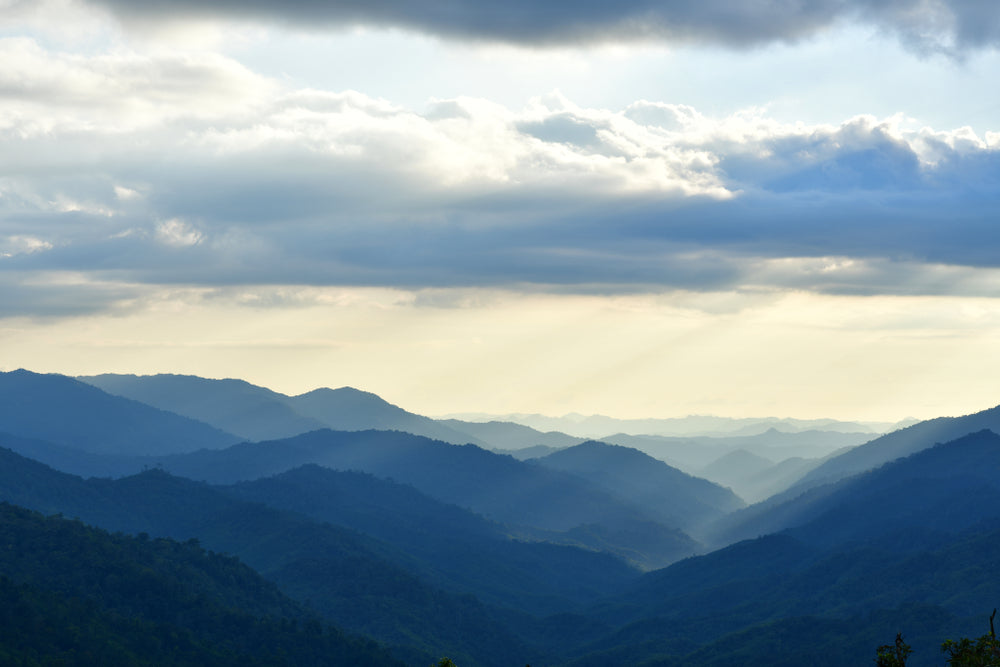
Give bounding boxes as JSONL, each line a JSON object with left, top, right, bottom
{"left": 2, "top": 368, "right": 1000, "bottom": 666}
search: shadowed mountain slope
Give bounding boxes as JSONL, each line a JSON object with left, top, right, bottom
{"left": 227, "top": 464, "right": 640, "bottom": 614}
{"left": 149, "top": 429, "right": 701, "bottom": 568}
{"left": 551, "top": 430, "right": 1000, "bottom": 665}
{"left": 0, "top": 369, "right": 239, "bottom": 456}
{"left": 0, "top": 446, "right": 536, "bottom": 667}
{"left": 0, "top": 502, "right": 405, "bottom": 667}
{"left": 534, "top": 441, "right": 745, "bottom": 532}
{"left": 573, "top": 523, "right": 1000, "bottom": 667}
{"left": 0, "top": 430, "right": 137, "bottom": 479}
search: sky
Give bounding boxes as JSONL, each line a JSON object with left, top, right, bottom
{"left": 2, "top": 0, "right": 1000, "bottom": 421}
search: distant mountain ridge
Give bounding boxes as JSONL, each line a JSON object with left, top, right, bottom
{"left": 603, "top": 429, "right": 871, "bottom": 471}
{"left": 285, "top": 386, "right": 481, "bottom": 444}
{"left": 75, "top": 372, "right": 880, "bottom": 502}
{"left": 442, "top": 411, "right": 908, "bottom": 438}
{"left": 0, "top": 369, "right": 239, "bottom": 455}
{"left": 5, "top": 367, "right": 1000, "bottom": 666}
{"left": 80, "top": 373, "right": 572, "bottom": 450}
{"left": 80, "top": 372, "right": 326, "bottom": 441}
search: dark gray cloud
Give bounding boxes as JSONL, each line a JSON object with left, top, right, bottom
{"left": 87, "top": 0, "right": 1000, "bottom": 52}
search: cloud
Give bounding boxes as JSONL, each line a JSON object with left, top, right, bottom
{"left": 0, "top": 37, "right": 275, "bottom": 133}
{"left": 80, "top": 0, "right": 1000, "bottom": 53}
{"left": 1, "top": 235, "right": 53, "bottom": 257}
{"left": 155, "top": 219, "right": 203, "bottom": 247}
{"left": 0, "top": 271, "right": 148, "bottom": 318}
{"left": 1, "top": 36, "right": 998, "bottom": 318}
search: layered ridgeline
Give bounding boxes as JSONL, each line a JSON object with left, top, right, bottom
{"left": 6, "top": 367, "right": 1000, "bottom": 665}
{"left": 704, "top": 401, "right": 1000, "bottom": 547}
{"left": 603, "top": 429, "right": 869, "bottom": 492}
{"left": 146, "top": 429, "right": 702, "bottom": 569}
{"left": 77, "top": 371, "right": 886, "bottom": 502}
{"left": 0, "top": 501, "right": 402, "bottom": 667}
{"left": 3, "top": 370, "right": 732, "bottom": 569}
{"left": 80, "top": 372, "right": 583, "bottom": 451}
{"left": 0, "top": 445, "right": 581, "bottom": 666}
{"left": 792, "top": 403, "right": 1000, "bottom": 489}
{"left": 553, "top": 429, "right": 1000, "bottom": 667}
{"left": 708, "top": 428, "right": 1000, "bottom": 546}
{"left": 532, "top": 441, "right": 744, "bottom": 535}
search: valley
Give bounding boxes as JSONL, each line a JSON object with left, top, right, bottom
{"left": 1, "top": 369, "right": 998, "bottom": 666}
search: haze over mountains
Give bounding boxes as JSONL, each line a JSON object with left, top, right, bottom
{"left": 442, "top": 410, "right": 911, "bottom": 438}
{"left": 2, "top": 367, "right": 1000, "bottom": 665}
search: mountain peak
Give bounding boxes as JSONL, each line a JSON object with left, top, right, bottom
{"left": 295, "top": 386, "right": 394, "bottom": 405}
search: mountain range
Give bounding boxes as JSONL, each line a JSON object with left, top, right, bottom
{"left": 2, "top": 367, "right": 1000, "bottom": 666}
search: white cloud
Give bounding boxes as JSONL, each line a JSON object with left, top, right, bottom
{"left": 1, "top": 234, "right": 53, "bottom": 257}
{"left": 0, "top": 37, "right": 276, "bottom": 134}
{"left": 155, "top": 218, "right": 202, "bottom": 247}
{"left": 113, "top": 185, "right": 141, "bottom": 200}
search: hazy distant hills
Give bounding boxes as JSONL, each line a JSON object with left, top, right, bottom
{"left": 286, "top": 386, "right": 483, "bottom": 444}
{"left": 534, "top": 441, "right": 744, "bottom": 532}
{"left": 75, "top": 371, "right": 883, "bottom": 503}
{"left": 80, "top": 373, "right": 576, "bottom": 450}
{"left": 0, "top": 369, "right": 239, "bottom": 455}
{"left": 81, "top": 372, "right": 327, "bottom": 442}
{"left": 792, "top": 403, "right": 1000, "bottom": 489}
{"left": 437, "top": 418, "right": 585, "bottom": 450}
{"left": 696, "top": 448, "right": 844, "bottom": 503}
{"left": 698, "top": 448, "right": 774, "bottom": 484}
{"left": 707, "top": 429, "right": 1000, "bottom": 548}
{"left": 447, "top": 411, "right": 905, "bottom": 438}
{"left": 81, "top": 373, "right": 476, "bottom": 445}
{"left": 603, "top": 428, "right": 870, "bottom": 471}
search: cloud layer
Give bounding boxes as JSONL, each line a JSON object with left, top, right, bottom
{"left": 1, "top": 35, "right": 999, "bottom": 318}
{"left": 83, "top": 0, "right": 1000, "bottom": 53}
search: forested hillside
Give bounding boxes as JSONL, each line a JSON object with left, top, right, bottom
{"left": 0, "top": 502, "right": 403, "bottom": 666}
{"left": 3, "top": 370, "right": 1000, "bottom": 666}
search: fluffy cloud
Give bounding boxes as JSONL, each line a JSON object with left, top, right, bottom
{"left": 1, "top": 35, "right": 999, "bottom": 320}
{"left": 80, "top": 0, "right": 1000, "bottom": 53}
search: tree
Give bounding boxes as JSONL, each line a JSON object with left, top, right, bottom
{"left": 942, "top": 610, "right": 1000, "bottom": 667}
{"left": 876, "top": 633, "right": 912, "bottom": 667}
